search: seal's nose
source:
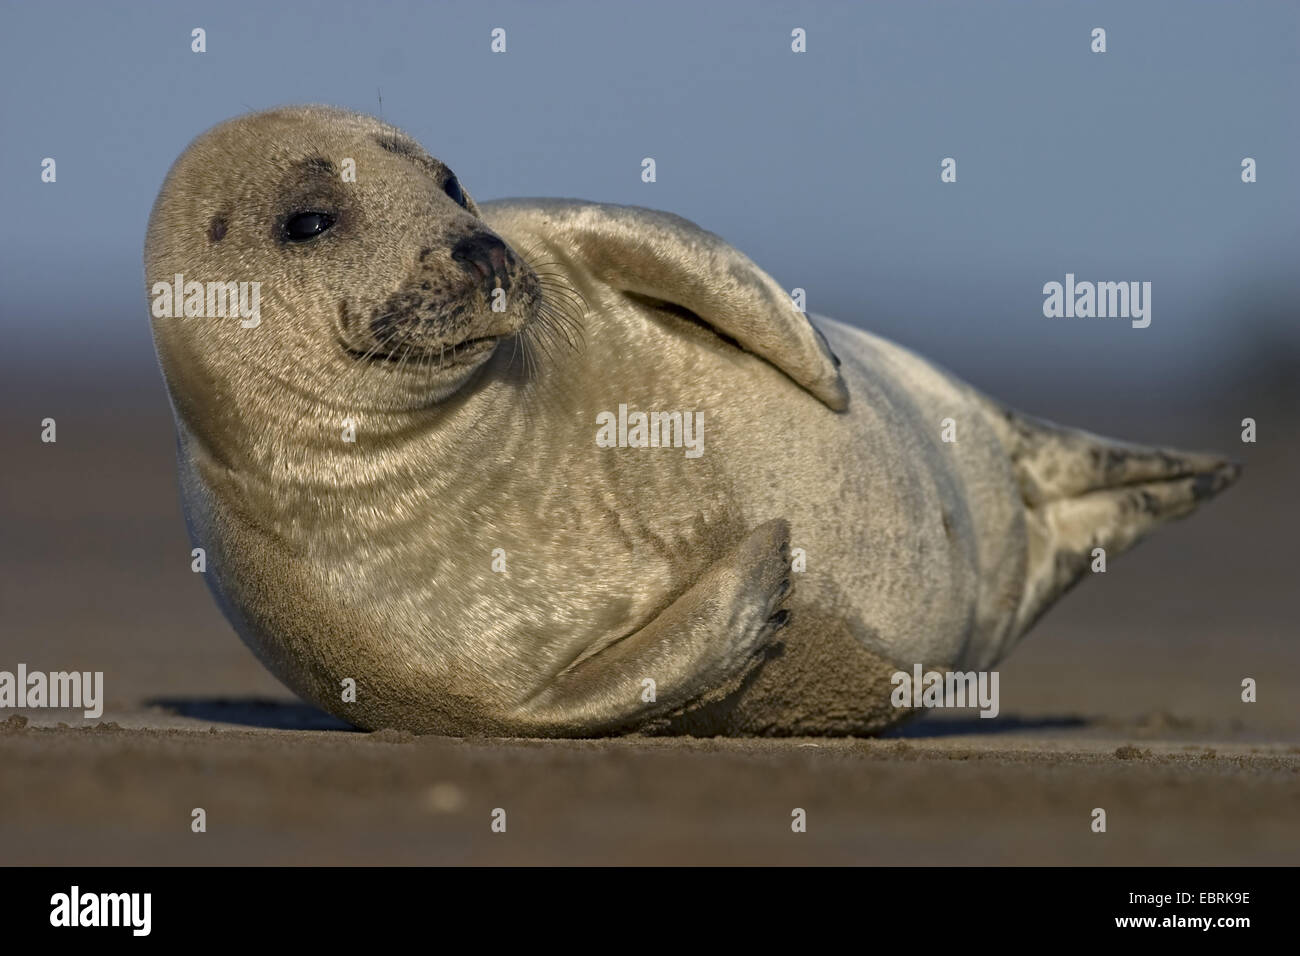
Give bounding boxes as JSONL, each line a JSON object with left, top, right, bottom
{"left": 451, "top": 233, "right": 509, "bottom": 285}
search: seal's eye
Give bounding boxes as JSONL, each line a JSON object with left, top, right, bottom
{"left": 443, "top": 174, "right": 467, "bottom": 208}
{"left": 283, "top": 211, "right": 336, "bottom": 242}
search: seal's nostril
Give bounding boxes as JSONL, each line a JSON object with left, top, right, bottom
{"left": 451, "top": 234, "right": 509, "bottom": 283}
{"left": 464, "top": 256, "right": 491, "bottom": 281}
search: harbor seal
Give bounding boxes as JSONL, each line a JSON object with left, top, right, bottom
{"left": 145, "top": 105, "right": 1240, "bottom": 736}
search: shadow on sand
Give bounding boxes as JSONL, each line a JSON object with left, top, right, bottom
{"left": 146, "top": 697, "right": 358, "bottom": 731}
{"left": 884, "top": 713, "right": 1092, "bottom": 738}
{"left": 146, "top": 698, "right": 1093, "bottom": 738}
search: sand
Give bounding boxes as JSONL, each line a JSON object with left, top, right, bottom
{"left": 1, "top": 380, "right": 1296, "bottom": 865}
{"left": 2, "top": 717, "right": 1298, "bottom": 865}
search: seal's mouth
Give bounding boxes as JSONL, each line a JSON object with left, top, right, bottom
{"left": 336, "top": 233, "right": 542, "bottom": 373}
{"left": 343, "top": 333, "right": 501, "bottom": 367}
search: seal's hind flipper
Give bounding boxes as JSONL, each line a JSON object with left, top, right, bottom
{"left": 985, "top": 405, "right": 1241, "bottom": 638}
{"left": 480, "top": 199, "right": 850, "bottom": 410}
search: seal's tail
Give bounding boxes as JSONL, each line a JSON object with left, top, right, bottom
{"left": 982, "top": 403, "right": 1241, "bottom": 639}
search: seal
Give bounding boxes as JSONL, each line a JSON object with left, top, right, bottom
{"left": 145, "top": 106, "right": 1240, "bottom": 736}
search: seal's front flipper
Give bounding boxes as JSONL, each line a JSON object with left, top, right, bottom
{"left": 506, "top": 519, "right": 795, "bottom": 736}
{"left": 481, "top": 199, "right": 849, "bottom": 410}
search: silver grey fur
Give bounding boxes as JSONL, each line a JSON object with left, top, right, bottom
{"left": 145, "top": 106, "right": 1240, "bottom": 736}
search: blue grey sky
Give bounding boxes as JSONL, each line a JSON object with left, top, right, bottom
{"left": 2, "top": 0, "right": 1296, "bottom": 400}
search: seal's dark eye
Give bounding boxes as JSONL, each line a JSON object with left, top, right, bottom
{"left": 283, "top": 211, "right": 335, "bottom": 242}
{"left": 443, "top": 174, "right": 466, "bottom": 208}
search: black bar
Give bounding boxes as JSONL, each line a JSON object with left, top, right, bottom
{"left": 0, "top": 867, "right": 1283, "bottom": 941}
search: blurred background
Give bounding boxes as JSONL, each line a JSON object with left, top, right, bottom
{"left": 0, "top": 0, "right": 1296, "bottom": 864}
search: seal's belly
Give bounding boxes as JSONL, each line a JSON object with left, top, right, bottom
{"left": 505, "top": 296, "right": 996, "bottom": 679}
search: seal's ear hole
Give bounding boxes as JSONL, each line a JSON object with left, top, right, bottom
{"left": 282, "top": 211, "right": 337, "bottom": 243}
{"left": 208, "top": 216, "right": 228, "bottom": 242}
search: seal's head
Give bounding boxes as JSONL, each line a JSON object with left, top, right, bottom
{"left": 146, "top": 105, "right": 546, "bottom": 431}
